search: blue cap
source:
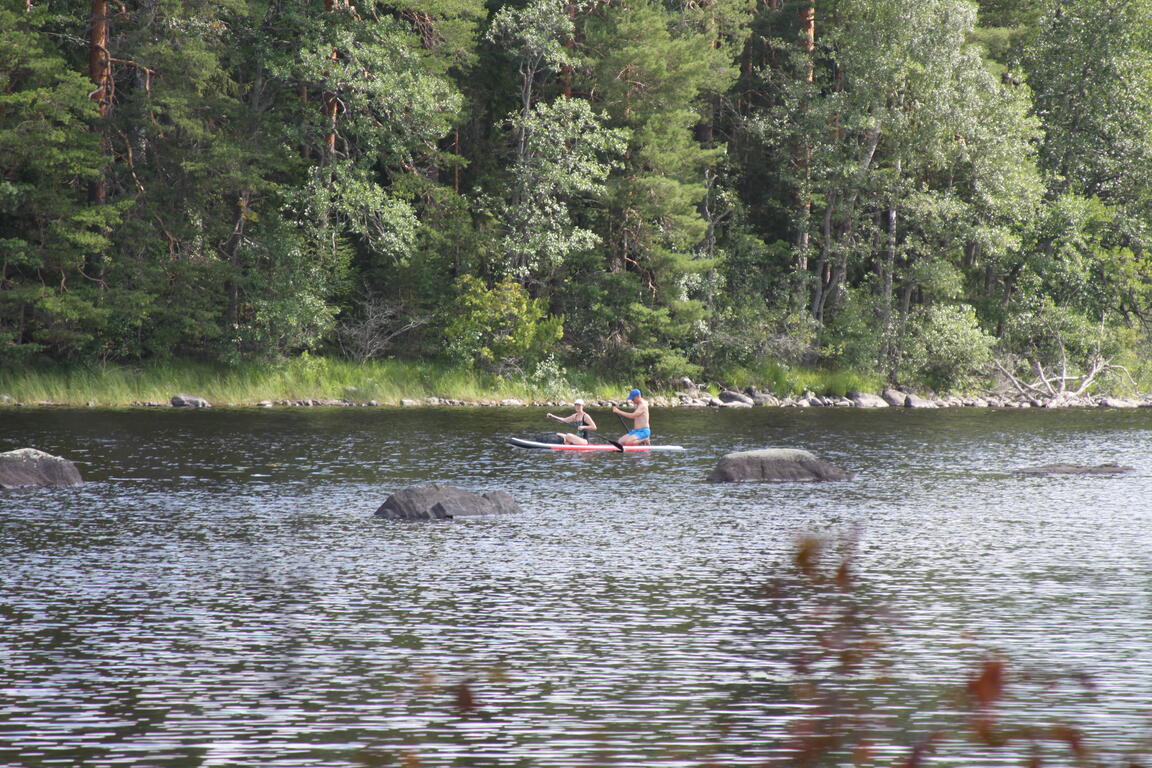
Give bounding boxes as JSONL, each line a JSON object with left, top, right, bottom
{"left": 627, "top": 388, "right": 641, "bottom": 401}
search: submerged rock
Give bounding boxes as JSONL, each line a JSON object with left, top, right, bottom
{"left": 707, "top": 449, "right": 853, "bottom": 483}
{"left": 374, "top": 484, "right": 523, "bottom": 520}
{"left": 1015, "top": 463, "right": 1134, "bottom": 475}
{"left": 0, "top": 448, "right": 84, "bottom": 489}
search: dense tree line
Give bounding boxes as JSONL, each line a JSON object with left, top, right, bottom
{"left": 3, "top": 0, "right": 1152, "bottom": 392}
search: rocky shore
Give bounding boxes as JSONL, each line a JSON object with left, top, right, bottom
{"left": 2, "top": 384, "right": 1151, "bottom": 409}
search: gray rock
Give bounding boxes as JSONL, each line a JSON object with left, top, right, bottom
{"left": 707, "top": 448, "right": 853, "bottom": 483}
{"left": 753, "top": 393, "right": 781, "bottom": 407}
{"left": 881, "top": 388, "right": 906, "bottom": 406}
{"left": 0, "top": 448, "right": 84, "bottom": 489}
{"left": 171, "top": 393, "right": 211, "bottom": 408}
{"left": 1016, "top": 463, "right": 1134, "bottom": 475}
{"left": 1099, "top": 398, "right": 1140, "bottom": 409}
{"left": 374, "top": 484, "right": 523, "bottom": 520}
{"left": 718, "top": 390, "right": 755, "bottom": 406}
{"left": 904, "top": 393, "right": 938, "bottom": 408}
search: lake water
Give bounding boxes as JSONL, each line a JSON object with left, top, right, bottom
{"left": 3, "top": 406, "right": 1152, "bottom": 766}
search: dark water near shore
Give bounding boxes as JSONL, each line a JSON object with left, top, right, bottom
{"left": 3, "top": 406, "right": 1152, "bottom": 766}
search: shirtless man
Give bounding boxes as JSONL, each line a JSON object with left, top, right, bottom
{"left": 612, "top": 388, "right": 651, "bottom": 446}
{"left": 546, "top": 399, "right": 597, "bottom": 445}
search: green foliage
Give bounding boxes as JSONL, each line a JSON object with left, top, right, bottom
{"left": 606, "top": 301, "right": 703, "bottom": 385}
{"left": 5, "top": 0, "right": 1152, "bottom": 396}
{"left": 1000, "top": 297, "right": 1130, "bottom": 374}
{"left": 696, "top": 301, "right": 820, "bottom": 371}
{"left": 444, "top": 275, "right": 564, "bottom": 373}
{"left": 716, "top": 360, "right": 881, "bottom": 398}
{"left": 0, "top": 7, "right": 124, "bottom": 363}
{"left": 494, "top": 96, "right": 627, "bottom": 281}
{"left": 898, "top": 304, "right": 995, "bottom": 391}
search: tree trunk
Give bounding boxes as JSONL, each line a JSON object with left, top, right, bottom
{"left": 800, "top": 1, "right": 814, "bottom": 83}
{"left": 793, "top": 1, "right": 815, "bottom": 275}
{"left": 322, "top": 0, "right": 354, "bottom": 163}
{"left": 878, "top": 159, "right": 900, "bottom": 371}
{"left": 88, "top": 0, "right": 111, "bottom": 205}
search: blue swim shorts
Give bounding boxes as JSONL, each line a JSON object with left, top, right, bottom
{"left": 627, "top": 428, "right": 651, "bottom": 440}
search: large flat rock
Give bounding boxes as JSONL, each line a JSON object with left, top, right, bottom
{"left": 707, "top": 449, "right": 853, "bottom": 483}
{"left": 0, "top": 448, "right": 84, "bottom": 488}
{"left": 375, "top": 484, "right": 523, "bottom": 520}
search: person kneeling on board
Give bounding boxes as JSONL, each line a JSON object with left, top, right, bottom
{"left": 546, "top": 399, "right": 597, "bottom": 445}
{"left": 612, "top": 389, "right": 651, "bottom": 446}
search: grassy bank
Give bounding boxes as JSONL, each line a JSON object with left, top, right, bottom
{"left": 0, "top": 357, "right": 624, "bottom": 407}
{"left": 0, "top": 357, "right": 888, "bottom": 407}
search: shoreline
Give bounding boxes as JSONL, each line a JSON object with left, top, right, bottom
{"left": 3, "top": 388, "right": 1151, "bottom": 410}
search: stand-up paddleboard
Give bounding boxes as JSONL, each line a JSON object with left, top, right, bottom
{"left": 508, "top": 437, "right": 685, "bottom": 452}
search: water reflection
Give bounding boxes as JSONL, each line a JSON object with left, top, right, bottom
{"left": 2, "top": 407, "right": 1152, "bottom": 765}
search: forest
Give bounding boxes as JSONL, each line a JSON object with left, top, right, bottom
{"left": 3, "top": 0, "right": 1152, "bottom": 397}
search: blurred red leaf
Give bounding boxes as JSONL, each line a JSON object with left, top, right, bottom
{"left": 967, "top": 658, "right": 1005, "bottom": 707}
{"left": 835, "top": 559, "right": 853, "bottom": 590}
{"left": 795, "top": 537, "right": 823, "bottom": 582}
{"left": 454, "top": 679, "right": 476, "bottom": 714}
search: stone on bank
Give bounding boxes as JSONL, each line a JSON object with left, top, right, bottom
{"left": 171, "top": 393, "right": 212, "bottom": 408}
{"left": 707, "top": 449, "right": 853, "bottom": 483}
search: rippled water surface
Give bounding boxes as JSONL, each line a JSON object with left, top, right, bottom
{"left": 3, "top": 406, "right": 1152, "bottom": 766}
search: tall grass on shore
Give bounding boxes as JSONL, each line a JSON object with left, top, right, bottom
{"left": 716, "top": 361, "right": 884, "bottom": 397}
{"left": 0, "top": 357, "right": 630, "bottom": 407}
{"left": 0, "top": 355, "right": 893, "bottom": 407}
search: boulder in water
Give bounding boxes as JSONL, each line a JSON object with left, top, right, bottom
{"left": 707, "top": 449, "right": 853, "bottom": 483}
{"left": 0, "top": 448, "right": 84, "bottom": 489}
{"left": 375, "top": 484, "right": 522, "bottom": 520}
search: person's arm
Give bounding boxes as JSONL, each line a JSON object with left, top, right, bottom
{"left": 612, "top": 406, "right": 635, "bottom": 421}
{"left": 548, "top": 412, "right": 577, "bottom": 423}
{"left": 583, "top": 413, "right": 597, "bottom": 431}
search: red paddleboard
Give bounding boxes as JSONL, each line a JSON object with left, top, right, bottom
{"left": 507, "top": 437, "right": 685, "bottom": 452}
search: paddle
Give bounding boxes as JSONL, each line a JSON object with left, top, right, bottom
{"left": 615, "top": 409, "right": 629, "bottom": 431}
{"left": 583, "top": 429, "right": 624, "bottom": 452}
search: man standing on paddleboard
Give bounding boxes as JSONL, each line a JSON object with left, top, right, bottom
{"left": 612, "top": 389, "right": 651, "bottom": 446}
